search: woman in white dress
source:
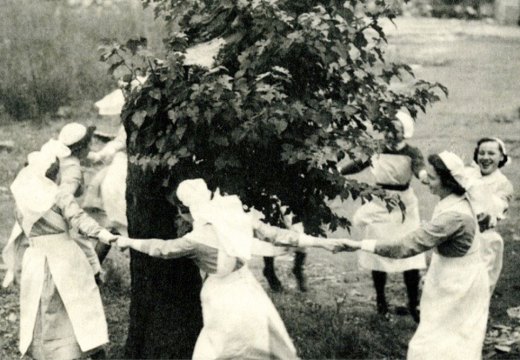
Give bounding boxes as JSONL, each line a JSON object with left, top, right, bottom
{"left": 107, "top": 179, "right": 344, "bottom": 360}
{"left": 466, "top": 137, "right": 513, "bottom": 294}
{"left": 339, "top": 151, "right": 489, "bottom": 360}
{"left": 5, "top": 140, "right": 116, "bottom": 359}
{"left": 339, "top": 111, "right": 427, "bottom": 321}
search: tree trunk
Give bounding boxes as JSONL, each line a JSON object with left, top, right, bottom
{"left": 124, "top": 161, "right": 203, "bottom": 359}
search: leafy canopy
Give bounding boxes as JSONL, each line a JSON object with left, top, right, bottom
{"left": 101, "top": 0, "right": 447, "bottom": 234}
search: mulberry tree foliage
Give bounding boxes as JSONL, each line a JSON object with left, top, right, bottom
{"left": 101, "top": 0, "right": 447, "bottom": 234}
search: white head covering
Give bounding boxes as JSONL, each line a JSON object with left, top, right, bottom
{"left": 490, "top": 137, "right": 510, "bottom": 166}
{"left": 58, "top": 123, "right": 88, "bottom": 147}
{"left": 177, "top": 179, "right": 212, "bottom": 208}
{"left": 438, "top": 151, "right": 471, "bottom": 190}
{"left": 95, "top": 89, "right": 125, "bottom": 116}
{"left": 40, "top": 138, "right": 71, "bottom": 159}
{"left": 395, "top": 111, "right": 414, "bottom": 139}
{"left": 176, "top": 179, "right": 253, "bottom": 261}
{"left": 10, "top": 140, "right": 66, "bottom": 234}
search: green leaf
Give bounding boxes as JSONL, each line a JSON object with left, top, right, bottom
{"left": 131, "top": 111, "right": 147, "bottom": 128}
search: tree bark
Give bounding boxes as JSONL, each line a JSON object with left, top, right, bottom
{"left": 124, "top": 161, "right": 203, "bottom": 359}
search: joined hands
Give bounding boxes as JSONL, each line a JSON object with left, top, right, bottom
{"left": 319, "top": 239, "right": 361, "bottom": 253}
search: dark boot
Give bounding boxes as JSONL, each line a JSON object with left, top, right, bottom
{"left": 404, "top": 269, "right": 420, "bottom": 323}
{"left": 263, "top": 257, "right": 283, "bottom": 292}
{"left": 292, "top": 251, "right": 308, "bottom": 292}
{"left": 89, "top": 348, "right": 106, "bottom": 359}
{"left": 372, "top": 271, "right": 388, "bottom": 315}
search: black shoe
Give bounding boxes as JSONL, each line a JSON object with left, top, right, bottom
{"left": 263, "top": 268, "right": 283, "bottom": 292}
{"left": 292, "top": 267, "right": 308, "bottom": 292}
{"left": 90, "top": 349, "right": 106, "bottom": 359}
{"left": 409, "top": 305, "right": 420, "bottom": 323}
{"left": 376, "top": 299, "right": 388, "bottom": 316}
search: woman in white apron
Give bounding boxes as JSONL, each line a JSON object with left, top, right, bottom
{"left": 466, "top": 137, "right": 513, "bottom": 294}
{"left": 109, "top": 179, "right": 343, "bottom": 360}
{"left": 84, "top": 126, "right": 128, "bottom": 265}
{"left": 6, "top": 140, "right": 116, "bottom": 359}
{"left": 339, "top": 151, "right": 490, "bottom": 360}
{"left": 340, "top": 111, "right": 427, "bottom": 321}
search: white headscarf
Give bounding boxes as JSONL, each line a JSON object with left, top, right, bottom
{"left": 177, "top": 179, "right": 253, "bottom": 261}
{"left": 10, "top": 140, "right": 70, "bottom": 235}
{"left": 438, "top": 151, "right": 472, "bottom": 191}
{"left": 490, "top": 137, "right": 510, "bottom": 166}
{"left": 396, "top": 110, "right": 414, "bottom": 139}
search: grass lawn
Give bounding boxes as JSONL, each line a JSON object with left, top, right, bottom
{"left": 1, "top": 17, "right": 520, "bottom": 359}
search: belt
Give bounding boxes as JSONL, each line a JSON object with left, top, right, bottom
{"left": 377, "top": 183, "right": 410, "bottom": 191}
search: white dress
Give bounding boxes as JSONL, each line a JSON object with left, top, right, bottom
{"left": 353, "top": 146, "right": 426, "bottom": 272}
{"left": 368, "top": 194, "right": 489, "bottom": 359}
{"left": 83, "top": 126, "right": 128, "bottom": 234}
{"left": 467, "top": 166, "right": 513, "bottom": 293}
{"left": 19, "top": 194, "right": 109, "bottom": 359}
{"left": 125, "top": 223, "right": 298, "bottom": 360}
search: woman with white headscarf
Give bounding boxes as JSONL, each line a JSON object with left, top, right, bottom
{"left": 338, "top": 151, "right": 490, "bottom": 360}
{"left": 466, "top": 137, "right": 513, "bottom": 294}
{"left": 109, "top": 179, "right": 344, "bottom": 360}
{"left": 5, "top": 140, "right": 116, "bottom": 359}
{"left": 339, "top": 110, "right": 427, "bottom": 321}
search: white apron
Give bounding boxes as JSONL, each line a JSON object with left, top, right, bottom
{"left": 186, "top": 233, "right": 297, "bottom": 360}
{"left": 479, "top": 229, "right": 503, "bottom": 294}
{"left": 83, "top": 151, "right": 128, "bottom": 235}
{"left": 100, "top": 151, "right": 128, "bottom": 232}
{"left": 20, "top": 230, "right": 108, "bottom": 355}
{"left": 194, "top": 266, "right": 297, "bottom": 360}
{"left": 467, "top": 168, "right": 512, "bottom": 294}
{"left": 355, "top": 187, "right": 426, "bottom": 272}
{"left": 407, "top": 196, "right": 489, "bottom": 360}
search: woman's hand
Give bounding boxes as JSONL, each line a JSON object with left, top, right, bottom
{"left": 115, "top": 236, "right": 131, "bottom": 250}
{"left": 318, "top": 239, "right": 350, "bottom": 253}
{"left": 98, "top": 229, "right": 118, "bottom": 245}
{"left": 335, "top": 239, "right": 361, "bottom": 252}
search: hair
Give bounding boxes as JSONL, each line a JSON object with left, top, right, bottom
{"left": 45, "top": 158, "right": 60, "bottom": 181}
{"left": 427, "top": 154, "right": 466, "bottom": 196}
{"left": 473, "top": 137, "right": 508, "bottom": 168}
{"left": 68, "top": 126, "right": 96, "bottom": 156}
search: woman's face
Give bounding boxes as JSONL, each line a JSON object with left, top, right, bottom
{"left": 477, "top": 141, "right": 503, "bottom": 176}
{"left": 426, "top": 163, "right": 444, "bottom": 197}
{"left": 385, "top": 120, "right": 405, "bottom": 146}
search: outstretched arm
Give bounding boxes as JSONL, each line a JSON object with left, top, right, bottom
{"left": 116, "top": 236, "right": 196, "bottom": 259}
{"left": 253, "top": 221, "right": 344, "bottom": 252}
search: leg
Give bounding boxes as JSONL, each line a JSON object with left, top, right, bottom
{"left": 292, "top": 250, "right": 307, "bottom": 292}
{"left": 403, "top": 269, "right": 420, "bottom": 323}
{"left": 89, "top": 348, "right": 107, "bottom": 359}
{"left": 263, "top": 257, "right": 283, "bottom": 292}
{"left": 372, "top": 271, "right": 388, "bottom": 315}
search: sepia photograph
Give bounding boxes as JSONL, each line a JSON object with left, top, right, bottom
{"left": 0, "top": 0, "right": 519, "bottom": 359}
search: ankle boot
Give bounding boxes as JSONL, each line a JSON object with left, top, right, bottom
{"left": 292, "top": 251, "right": 308, "bottom": 292}
{"left": 263, "top": 257, "right": 283, "bottom": 292}
{"left": 404, "top": 270, "right": 420, "bottom": 323}
{"left": 372, "top": 271, "right": 388, "bottom": 315}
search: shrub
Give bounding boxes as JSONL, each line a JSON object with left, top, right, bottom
{"left": 0, "top": 0, "right": 164, "bottom": 121}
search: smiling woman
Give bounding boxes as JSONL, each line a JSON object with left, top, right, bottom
{"left": 467, "top": 137, "right": 514, "bottom": 294}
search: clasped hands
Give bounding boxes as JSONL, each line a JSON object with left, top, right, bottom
{"left": 318, "top": 238, "right": 361, "bottom": 253}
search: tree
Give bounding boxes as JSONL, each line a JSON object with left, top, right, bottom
{"left": 101, "top": 0, "right": 447, "bottom": 357}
